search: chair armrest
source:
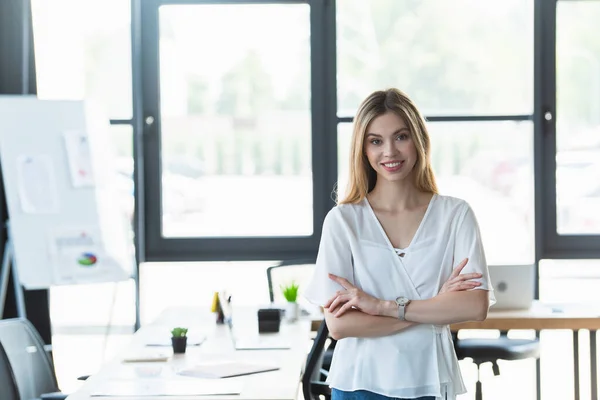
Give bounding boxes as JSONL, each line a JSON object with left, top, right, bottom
{"left": 40, "top": 392, "right": 68, "bottom": 400}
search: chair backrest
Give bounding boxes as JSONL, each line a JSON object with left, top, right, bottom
{"left": 266, "top": 258, "right": 316, "bottom": 304}
{"left": 0, "top": 318, "right": 59, "bottom": 400}
{"left": 0, "top": 341, "right": 20, "bottom": 400}
{"left": 302, "top": 319, "right": 332, "bottom": 400}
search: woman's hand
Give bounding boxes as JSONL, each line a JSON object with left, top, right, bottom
{"left": 324, "top": 274, "right": 383, "bottom": 317}
{"left": 439, "top": 258, "right": 482, "bottom": 294}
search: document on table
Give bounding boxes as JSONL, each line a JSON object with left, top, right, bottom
{"left": 90, "top": 380, "right": 243, "bottom": 396}
{"left": 177, "top": 361, "right": 279, "bottom": 379}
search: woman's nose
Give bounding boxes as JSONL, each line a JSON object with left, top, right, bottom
{"left": 383, "top": 141, "right": 399, "bottom": 156}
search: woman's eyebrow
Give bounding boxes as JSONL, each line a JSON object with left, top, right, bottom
{"left": 366, "top": 128, "right": 409, "bottom": 137}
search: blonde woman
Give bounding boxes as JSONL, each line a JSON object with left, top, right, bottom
{"left": 304, "top": 88, "right": 495, "bottom": 400}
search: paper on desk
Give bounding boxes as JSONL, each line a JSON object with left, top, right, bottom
{"left": 122, "top": 350, "right": 170, "bottom": 363}
{"left": 177, "top": 361, "right": 279, "bottom": 379}
{"left": 16, "top": 154, "right": 59, "bottom": 214}
{"left": 90, "top": 380, "right": 242, "bottom": 396}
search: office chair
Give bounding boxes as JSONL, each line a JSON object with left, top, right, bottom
{"left": 303, "top": 319, "right": 332, "bottom": 400}
{"left": 0, "top": 318, "right": 74, "bottom": 400}
{"left": 266, "top": 259, "right": 336, "bottom": 369}
{"left": 0, "top": 340, "right": 20, "bottom": 400}
{"left": 266, "top": 258, "right": 318, "bottom": 305}
{"left": 454, "top": 331, "right": 540, "bottom": 400}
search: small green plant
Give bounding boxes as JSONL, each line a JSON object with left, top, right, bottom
{"left": 281, "top": 281, "right": 299, "bottom": 302}
{"left": 171, "top": 327, "right": 188, "bottom": 338}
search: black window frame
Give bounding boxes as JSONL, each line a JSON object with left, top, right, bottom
{"left": 135, "top": 0, "right": 337, "bottom": 262}
{"left": 536, "top": 0, "right": 600, "bottom": 260}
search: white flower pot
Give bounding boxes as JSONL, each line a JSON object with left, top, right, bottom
{"left": 285, "top": 301, "right": 299, "bottom": 322}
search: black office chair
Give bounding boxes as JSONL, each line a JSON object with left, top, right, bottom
{"left": 454, "top": 331, "right": 540, "bottom": 400}
{"left": 303, "top": 319, "right": 332, "bottom": 400}
{"left": 0, "top": 318, "right": 86, "bottom": 400}
{"left": 266, "top": 259, "right": 336, "bottom": 369}
{"left": 0, "top": 340, "right": 19, "bottom": 400}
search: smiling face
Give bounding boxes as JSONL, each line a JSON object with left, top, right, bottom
{"left": 363, "top": 111, "right": 418, "bottom": 184}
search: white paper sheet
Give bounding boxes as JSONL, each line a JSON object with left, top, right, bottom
{"left": 16, "top": 155, "right": 59, "bottom": 214}
{"left": 48, "top": 227, "right": 127, "bottom": 285}
{"left": 177, "top": 361, "right": 279, "bottom": 379}
{"left": 90, "top": 380, "right": 243, "bottom": 397}
{"left": 63, "top": 130, "right": 95, "bottom": 187}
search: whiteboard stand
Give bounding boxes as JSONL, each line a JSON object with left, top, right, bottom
{"left": 0, "top": 222, "right": 27, "bottom": 319}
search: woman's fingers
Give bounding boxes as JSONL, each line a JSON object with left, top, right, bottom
{"left": 328, "top": 294, "right": 350, "bottom": 312}
{"left": 335, "top": 300, "right": 354, "bottom": 317}
{"left": 449, "top": 258, "right": 469, "bottom": 279}
{"left": 456, "top": 272, "right": 483, "bottom": 282}
{"left": 324, "top": 290, "right": 346, "bottom": 308}
{"left": 451, "top": 281, "right": 481, "bottom": 291}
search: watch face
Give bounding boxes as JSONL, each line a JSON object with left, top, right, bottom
{"left": 396, "top": 296, "right": 408, "bottom": 306}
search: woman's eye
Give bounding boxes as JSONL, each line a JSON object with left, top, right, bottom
{"left": 370, "top": 139, "right": 381, "bottom": 145}
{"left": 396, "top": 134, "right": 409, "bottom": 141}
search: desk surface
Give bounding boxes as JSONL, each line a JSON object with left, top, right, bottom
{"left": 67, "top": 307, "right": 311, "bottom": 400}
{"left": 451, "top": 301, "right": 600, "bottom": 331}
{"left": 307, "top": 301, "right": 600, "bottom": 331}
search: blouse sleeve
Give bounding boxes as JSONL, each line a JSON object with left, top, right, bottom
{"left": 303, "top": 207, "right": 355, "bottom": 306}
{"left": 454, "top": 202, "right": 496, "bottom": 307}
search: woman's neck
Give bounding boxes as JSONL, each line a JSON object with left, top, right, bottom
{"left": 367, "top": 179, "right": 431, "bottom": 212}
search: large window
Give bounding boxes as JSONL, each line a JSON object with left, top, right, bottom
{"left": 556, "top": 1, "right": 600, "bottom": 235}
{"left": 140, "top": 0, "right": 336, "bottom": 261}
{"left": 538, "top": 0, "right": 600, "bottom": 258}
{"left": 337, "top": 0, "right": 533, "bottom": 116}
{"left": 157, "top": 4, "right": 312, "bottom": 238}
{"left": 336, "top": 0, "right": 535, "bottom": 265}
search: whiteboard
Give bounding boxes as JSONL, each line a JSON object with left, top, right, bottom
{"left": 0, "top": 96, "right": 134, "bottom": 289}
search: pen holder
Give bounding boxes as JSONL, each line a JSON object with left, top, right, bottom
{"left": 258, "top": 308, "right": 281, "bottom": 333}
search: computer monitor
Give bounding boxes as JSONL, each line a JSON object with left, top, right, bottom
{"left": 488, "top": 264, "right": 536, "bottom": 310}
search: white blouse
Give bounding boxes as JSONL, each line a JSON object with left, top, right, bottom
{"left": 304, "top": 194, "right": 495, "bottom": 400}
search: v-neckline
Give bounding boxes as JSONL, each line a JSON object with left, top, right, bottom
{"left": 364, "top": 193, "right": 437, "bottom": 252}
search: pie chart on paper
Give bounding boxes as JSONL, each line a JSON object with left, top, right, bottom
{"left": 77, "top": 252, "right": 98, "bottom": 267}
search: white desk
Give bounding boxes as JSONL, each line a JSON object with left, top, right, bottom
{"left": 66, "top": 307, "right": 312, "bottom": 400}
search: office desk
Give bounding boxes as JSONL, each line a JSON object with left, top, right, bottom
{"left": 310, "top": 302, "right": 600, "bottom": 400}
{"left": 452, "top": 302, "right": 600, "bottom": 400}
{"left": 67, "top": 307, "right": 312, "bottom": 400}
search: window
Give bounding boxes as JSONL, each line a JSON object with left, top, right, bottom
{"left": 157, "top": 4, "right": 312, "bottom": 237}
{"left": 31, "top": 0, "right": 132, "bottom": 120}
{"left": 336, "top": 0, "right": 534, "bottom": 265}
{"left": 556, "top": 1, "right": 600, "bottom": 235}
{"left": 337, "top": 0, "right": 533, "bottom": 116}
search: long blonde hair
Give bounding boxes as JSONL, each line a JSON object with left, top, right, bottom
{"left": 339, "top": 88, "right": 438, "bottom": 205}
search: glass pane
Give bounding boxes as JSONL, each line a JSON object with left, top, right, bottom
{"left": 338, "top": 121, "right": 534, "bottom": 265}
{"left": 337, "top": 0, "right": 533, "bottom": 116}
{"left": 158, "top": 4, "right": 312, "bottom": 237}
{"left": 31, "top": 0, "right": 132, "bottom": 119}
{"left": 556, "top": 1, "right": 600, "bottom": 235}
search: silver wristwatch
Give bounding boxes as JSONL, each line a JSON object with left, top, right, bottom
{"left": 395, "top": 296, "right": 411, "bottom": 320}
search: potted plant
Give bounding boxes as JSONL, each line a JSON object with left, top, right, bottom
{"left": 171, "top": 327, "right": 188, "bottom": 354}
{"left": 280, "top": 281, "right": 300, "bottom": 322}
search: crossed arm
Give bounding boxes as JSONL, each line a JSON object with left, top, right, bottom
{"left": 324, "top": 259, "right": 489, "bottom": 340}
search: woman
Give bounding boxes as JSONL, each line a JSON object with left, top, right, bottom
{"left": 304, "top": 88, "right": 495, "bottom": 400}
